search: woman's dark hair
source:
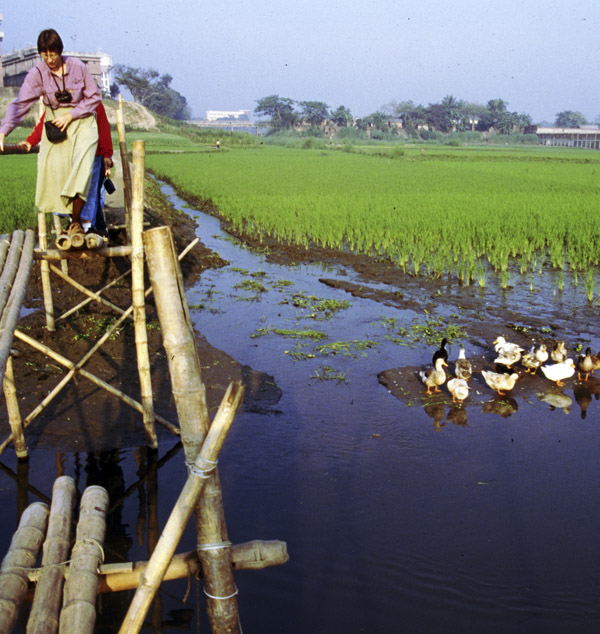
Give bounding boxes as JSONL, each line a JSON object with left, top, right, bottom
{"left": 37, "top": 29, "right": 64, "bottom": 55}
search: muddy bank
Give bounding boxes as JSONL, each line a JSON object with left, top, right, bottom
{"left": 0, "top": 197, "right": 281, "bottom": 452}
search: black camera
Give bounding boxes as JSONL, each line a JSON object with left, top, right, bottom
{"left": 104, "top": 178, "right": 116, "bottom": 195}
{"left": 55, "top": 90, "right": 72, "bottom": 104}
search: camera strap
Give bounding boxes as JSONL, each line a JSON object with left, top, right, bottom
{"left": 37, "top": 63, "right": 69, "bottom": 108}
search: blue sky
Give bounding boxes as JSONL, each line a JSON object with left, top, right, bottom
{"left": 1, "top": 0, "right": 598, "bottom": 122}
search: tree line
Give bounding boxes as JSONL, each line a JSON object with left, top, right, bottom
{"left": 111, "top": 65, "right": 191, "bottom": 120}
{"left": 255, "top": 94, "right": 592, "bottom": 136}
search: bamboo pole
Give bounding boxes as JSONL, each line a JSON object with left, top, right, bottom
{"left": 118, "top": 381, "right": 244, "bottom": 634}
{"left": 52, "top": 216, "right": 69, "bottom": 274}
{"left": 143, "top": 225, "right": 241, "bottom": 633}
{"left": 3, "top": 356, "right": 27, "bottom": 459}
{"left": 97, "top": 540, "right": 288, "bottom": 593}
{"left": 38, "top": 214, "right": 55, "bottom": 331}
{"left": 54, "top": 234, "right": 71, "bottom": 251}
{"left": 34, "top": 245, "right": 134, "bottom": 260}
{"left": 0, "top": 330, "right": 180, "bottom": 443}
{"left": 55, "top": 236, "right": 198, "bottom": 322}
{"left": 143, "top": 226, "right": 209, "bottom": 456}
{"left": 0, "top": 229, "right": 36, "bottom": 385}
{"left": 59, "top": 485, "right": 109, "bottom": 634}
{"left": 116, "top": 95, "right": 132, "bottom": 240}
{"left": 0, "top": 502, "right": 49, "bottom": 634}
{"left": 0, "top": 230, "right": 24, "bottom": 315}
{"left": 131, "top": 140, "right": 157, "bottom": 448}
{"left": 49, "top": 264, "right": 128, "bottom": 317}
{"left": 27, "top": 476, "right": 76, "bottom": 634}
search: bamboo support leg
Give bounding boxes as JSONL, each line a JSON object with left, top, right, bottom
{"left": 52, "top": 215, "right": 68, "bottom": 274}
{"left": 131, "top": 140, "right": 157, "bottom": 448}
{"left": 59, "top": 486, "right": 109, "bottom": 634}
{"left": 143, "top": 226, "right": 241, "bottom": 633}
{"left": 0, "top": 503, "right": 49, "bottom": 634}
{"left": 3, "top": 356, "right": 27, "bottom": 460}
{"left": 27, "top": 476, "right": 76, "bottom": 634}
{"left": 118, "top": 381, "right": 244, "bottom": 634}
{"left": 37, "top": 213, "right": 54, "bottom": 331}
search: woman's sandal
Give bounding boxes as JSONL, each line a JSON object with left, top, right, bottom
{"left": 67, "top": 221, "right": 85, "bottom": 235}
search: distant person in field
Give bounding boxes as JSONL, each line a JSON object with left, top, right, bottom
{"left": 21, "top": 102, "right": 114, "bottom": 238}
{"left": 0, "top": 28, "right": 100, "bottom": 238}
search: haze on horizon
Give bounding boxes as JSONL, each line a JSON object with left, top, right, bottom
{"left": 1, "top": 0, "right": 598, "bottom": 124}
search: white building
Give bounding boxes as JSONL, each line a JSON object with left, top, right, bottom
{"left": 205, "top": 110, "right": 250, "bottom": 122}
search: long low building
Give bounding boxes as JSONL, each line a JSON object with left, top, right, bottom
{"left": 526, "top": 125, "right": 600, "bottom": 150}
{"left": 2, "top": 46, "right": 112, "bottom": 96}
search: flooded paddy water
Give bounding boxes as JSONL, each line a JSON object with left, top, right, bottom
{"left": 1, "top": 181, "right": 599, "bottom": 632}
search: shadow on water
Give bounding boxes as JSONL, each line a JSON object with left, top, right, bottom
{"left": 0, "top": 181, "right": 599, "bottom": 632}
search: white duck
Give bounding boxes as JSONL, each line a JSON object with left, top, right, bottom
{"left": 419, "top": 358, "right": 448, "bottom": 394}
{"left": 540, "top": 358, "right": 576, "bottom": 387}
{"left": 447, "top": 377, "right": 470, "bottom": 403}
{"left": 482, "top": 370, "right": 520, "bottom": 396}
{"left": 534, "top": 344, "right": 549, "bottom": 365}
{"left": 455, "top": 346, "right": 472, "bottom": 381}
{"left": 493, "top": 336, "right": 524, "bottom": 356}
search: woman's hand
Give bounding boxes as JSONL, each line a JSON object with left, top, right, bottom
{"left": 51, "top": 112, "right": 73, "bottom": 131}
{"left": 17, "top": 141, "right": 32, "bottom": 153}
{"left": 0, "top": 133, "right": 5, "bottom": 152}
{"left": 103, "top": 156, "right": 114, "bottom": 177}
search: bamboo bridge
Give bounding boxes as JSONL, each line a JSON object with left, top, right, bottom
{"left": 0, "top": 97, "right": 287, "bottom": 633}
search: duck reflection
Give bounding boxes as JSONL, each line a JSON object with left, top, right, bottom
{"left": 446, "top": 404, "right": 468, "bottom": 427}
{"left": 481, "top": 396, "right": 518, "bottom": 418}
{"left": 424, "top": 403, "right": 446, "bottom": 431}
{"left": 536, "top": 389, "right": 572, "bottom": 415}
{"left": 573, "top": 383, "right": 600, "bottom": 420}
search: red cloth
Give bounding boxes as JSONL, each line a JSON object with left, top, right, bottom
{"left": 27, "top": 101, "right": 113, "bottom": 158}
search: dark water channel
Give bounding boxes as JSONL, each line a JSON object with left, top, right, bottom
{"left": 1, "top": 183, "right": 600, "bottom": 633}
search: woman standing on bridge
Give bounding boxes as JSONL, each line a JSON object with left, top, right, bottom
{"left": 0, "top": 28, "right": 101, "bottom": 236}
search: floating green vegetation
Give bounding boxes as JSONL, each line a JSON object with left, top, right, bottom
{"left": 280, "top": 292, "right": 352, "bottom": 320}
{"left": 251, "top": 326, "right": 327, "bottom": 340}
{"left": 233, "top": 278, "right": 268, "bottom": 301}
{"left": 379, "top": 313, "right": 467, "bottom": 347}
{"left": 310, "top": 365, "right": 348, "bottom": 383}
{"left": 315, "top": 340, "right": 379, "bottom": 357}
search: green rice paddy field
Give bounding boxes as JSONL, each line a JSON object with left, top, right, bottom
{"left": 145, "top": 144, "right": 600, "bottom": 296}
{"left": 1, "top": 142, "right": 599, "bottom": 297}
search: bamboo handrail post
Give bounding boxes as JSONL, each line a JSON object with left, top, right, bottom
{"left": 118, "top": 381, "right": 244, "bottom": 634}
{"left": 27, "top": 476, "right": 76, "bottom": 634}
{"left": 131, "top": 140, "right": 157, "bottom": 448}
{"left": 0, "top": 502, "right": 49, "bottom": 633}
{"left": 116, "top": 95, "right": 132, "bottom": 240}
{"left": 37, "top": 213, "right": 55, "bottom": 331}
{"left": 59, "top": 485, "right": 109, "bottom": 634}
{"left": 3, "top": 356, "right": 27, "bottom": 460}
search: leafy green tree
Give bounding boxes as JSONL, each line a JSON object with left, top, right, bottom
{"left": 254, "top": 95, "right": 298, "bottom": 130}
{"left": 299, "top": 101, "right": 329, "bottom": 128}
{"left": 330, "top": 105, "right": 353, "bottom": 127}
{"left": 554, "top": 110, "right": 588, "bottom": 127}
{"left": 113, "top": 65, "right": 190, "bottom": 120}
